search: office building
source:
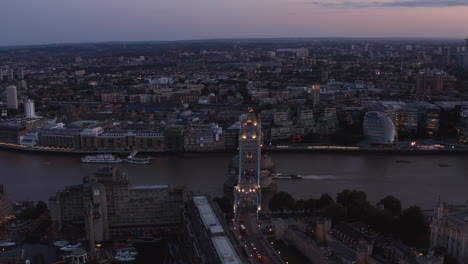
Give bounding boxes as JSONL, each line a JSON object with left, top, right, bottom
{"left": 296, "top": 48, "right": 309, "bottom": 58}
{"left": 17, "top": 80, "right": 27, "bottom": 90}
{"left": 24, "top": 99, "right": 35, "bottom": 119}
{"left": 310, "top": 85, "right": 320, "bottom": 109}
{"left": 181, "top": 196, "right": 243, "bottom": 264}
{"left": 371, "top": 101, "right": 419, "bottom": 134}
{"left": 363, "top": 111, "right": 397, "bottom": 145}
{"left": 459, "top": 107, "right": 468, "bottom": 143}
{"left": 411, "top": 102, "right": 440, "bottom": 136}
{"left": 7, "top": 68, "right": 14, "bottom": 80}
{"left": 17, "top": 67, "right": 24, "bottom": 80}
{"left": 0, "top": 184, "right": 14, "bottom": 223}
{"left": 184, "top": 123, "right": 225, "bottom": 151}
{"left": 6, "top": 85, "right": 18, "bottom": 109}
{"left": 49, "top": 167, "right": 186, "bottom": 248}
{"left": 416, "top": 72, "right": 426, "bottom": 101}
{"left": 433, "top": 72, "right": 444, "bottom": 93}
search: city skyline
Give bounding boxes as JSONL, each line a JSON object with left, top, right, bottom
{"left": 2, "top": 0, "right": 468, "bottom": 46}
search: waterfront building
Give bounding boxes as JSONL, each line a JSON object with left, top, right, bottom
{"left": 184, "top": 123, "right": 225, "bottom": 151}
{"left": 181, "top": 196, "right": 243, "bottom": 264}
{"left": 411, "top": 102, "right": 440, "bottom": 136}
{"left": 49, "top": 167, "right": 186, "bottom": 248}
{"left": 0, "top": 122, "right": 26, "bottom": 144}
{"left": 38, "top": 128, "right": 82, "bottom": 149}
{"left": 317, "top": 108, "right": 338, "bottom": 136}
{"left": 363, "top": 111, "right": 397, "bottom": 145}
{"left": 430, "top": 201, "right": 468, "bottom": 263}
{"left": 459, "top": 107, "right": 468, "bottom": 143}
{"left": 24, "top": 99, "right": 35, "bottom": 119}
{"left": 371, "top": 101, "right": 419, "bottom": 135}
{"left": 6, "top": 85, "right": 18, "bottom": 109}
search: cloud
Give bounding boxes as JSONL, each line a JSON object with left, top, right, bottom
{"left": 308, "top": 0, "right": 468, "bottom": 8}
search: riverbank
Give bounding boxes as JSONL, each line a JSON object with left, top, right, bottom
{"left": 2, "top": 141, "right": 468, "bottom": 155}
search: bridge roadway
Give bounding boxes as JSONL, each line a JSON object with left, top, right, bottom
{"left": 233, "top": 210, "right": 284, "bottom": 264}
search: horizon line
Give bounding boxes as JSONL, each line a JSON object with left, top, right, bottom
{"left": 1, "top": 36, "right": 467, "bottom": 49}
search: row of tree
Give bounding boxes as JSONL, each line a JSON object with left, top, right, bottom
{"left": 269, "top": 190, "right": 430, "bottom": 248}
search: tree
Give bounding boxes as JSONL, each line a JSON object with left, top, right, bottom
{"left": 398, "top": 206, "right": 430, "bottom": 248}
{"left": 317, "top": 194, "right": 334, "bottom": 210}
{"left": 294, "top": 199, "right": 307, "bottom": 214}
{"left": 323, "top": 203, "right": 347, "bottom": 223}
{"left": 269, "top": 192, "right": 295, "bottom": 213}
{"left": 336, "top": 190, "right": 367, "bottom": 207}
{"left": 377, "top": 195, "right": 402, "bottom": 217}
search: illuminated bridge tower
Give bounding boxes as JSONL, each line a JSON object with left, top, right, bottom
{"left": 234, "top": 109, "right": 262, "bottom": 220}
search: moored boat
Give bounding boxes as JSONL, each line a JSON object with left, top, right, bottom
{"left": 125, "top": 157, "right": 152, "bottom": 164}
{"left": 81, "top": 154, "right": 123, "bottom": 163}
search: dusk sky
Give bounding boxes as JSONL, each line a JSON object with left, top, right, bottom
{"left": 2, "top": 0, "right": 468, "bottom": 46}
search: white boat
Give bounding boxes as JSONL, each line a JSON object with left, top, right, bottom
{"left": 115, "top": 251, "right": 136, "bottom": 261}
{"left": 53, "top": 240, "right": 69, "bottom": 247}
{"left": 125, "top": 157, "right": 152, "bottom": 164}
{"left": 0, "top": 241, "right": 16, "bottom": 247}
{"left": 59, "top": 243, "right": 81, "bottom": 251}
{"left": 81, "top": 154, "right": 123, "bottom": 163}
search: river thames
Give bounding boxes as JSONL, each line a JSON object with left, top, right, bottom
{"left": 1, "top": 150, "right": 467, "bottom": 209}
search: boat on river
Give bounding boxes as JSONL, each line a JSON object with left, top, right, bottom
{"left": 81, "top": 154, "right": 123, "bottom": 163}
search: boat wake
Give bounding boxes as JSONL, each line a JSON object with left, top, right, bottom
{"left": 301, "top": 175, "right": 339, "bottom": 180}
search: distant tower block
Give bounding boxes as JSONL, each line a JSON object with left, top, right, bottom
{"left": 311, "top": 85, "right": 321, "bottom": 109}
{"left": 6, "top": 85, "right": 18, "bottom": 109}
{"left": 24, "top": 99, "right": 36, "bottom": 118}
{"left": 17, "top": 67, "right": 24, "bottom": 80}
{"left": 234, "top": 109, "right": 262, "bottom": 219}
{"left": 416, "top": 71, "right": 426, "bottom": 101}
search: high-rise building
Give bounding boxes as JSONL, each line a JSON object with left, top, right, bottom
{"left": 17, "top": 80, "right": 27, "bottom": 90}
{"left": 49, "top": 167, "right": 186, "bottom": 249}
{"left": 17, "top": 67, "right": 24, "bottom": 80}
{"left": 24, "top": 99, "right": 35, "bottom": 119}
{"left": 6, "top": 85, "right": 18, "bottom": 109}
{"left": 416, "top": 72, "right": 426, "bottom": 101}
{"left": 433, "top": 72, "right": 444, "bottom": 93}
{"left": 311, "top": 85, "right": 321, "bottom": 109}
{"left": 0, "top": 184, "right": 14, "bottom": 223}
{"left": 442, "top": 47, "right": 451, "bottom": 66}
{"left": 7, "top": 68, "right": 14, "bottom": 80}
{"left": 296, "top": 48, "right": 309, "bottom": 58}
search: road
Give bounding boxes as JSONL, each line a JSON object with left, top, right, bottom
{"left": 233, "top": 210, "right": 284, "bottom": 264}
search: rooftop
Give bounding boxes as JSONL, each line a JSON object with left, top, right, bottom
{"left": 211, "top": 236, "right": 243, "bottom": 264}
{"left": 192, "top": 196, "right": 225, "bottom": 236}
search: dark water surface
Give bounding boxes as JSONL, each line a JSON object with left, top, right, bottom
{"left": 1, "top": 150, "right": 467, "bottom": 208}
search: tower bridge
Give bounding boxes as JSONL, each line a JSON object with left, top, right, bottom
{"left": 234, "top": 109, "right": 262, "bottom": 219}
